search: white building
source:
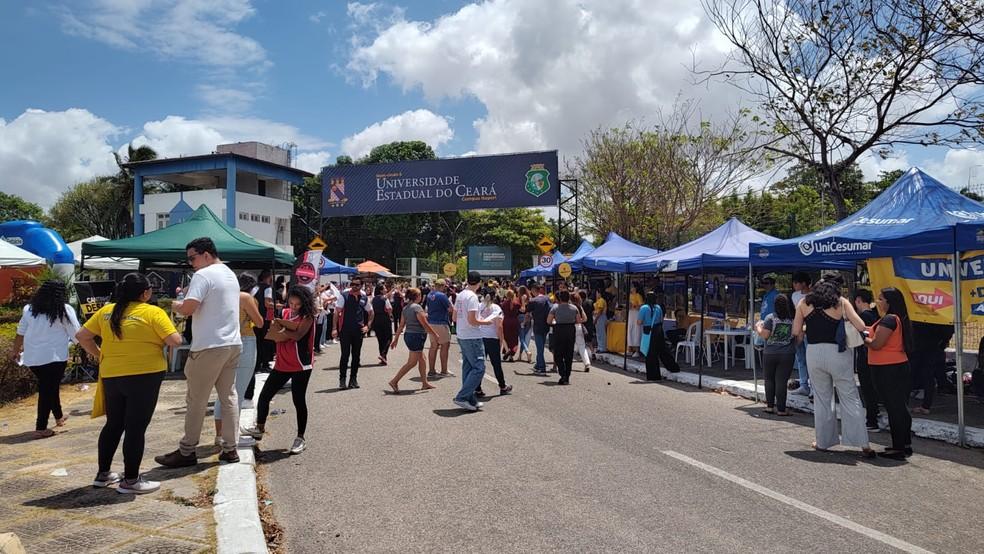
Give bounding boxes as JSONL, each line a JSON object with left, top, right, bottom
{"left": 127, "top": 142, "right": 313, "bottom": 252}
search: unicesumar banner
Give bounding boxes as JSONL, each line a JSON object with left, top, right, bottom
{"left": 867, "top": 252, "right": 984, "bottom": 324}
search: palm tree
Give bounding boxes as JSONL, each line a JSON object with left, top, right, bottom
{"left": 111, "top": 144, "right": 159, "bottom": 238}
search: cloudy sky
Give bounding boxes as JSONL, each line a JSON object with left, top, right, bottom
{"left": 1, "top": 0, "right": 981, "bottom": 208}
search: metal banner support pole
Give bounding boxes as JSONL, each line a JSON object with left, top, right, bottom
{"left": 698, "top": 267, "right": 705, "bottom": 389}
{"left": 952, "top": 250, "right": 966, "bottom": 446}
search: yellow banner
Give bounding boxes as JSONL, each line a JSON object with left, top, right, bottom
{"left": 868, "top": 251, "right": 984, "bottom": 324}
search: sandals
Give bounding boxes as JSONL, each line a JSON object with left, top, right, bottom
{"left": 33, "top": 429, "right": 55, "bottom": 439}
{"left": 764, "top": 408, "right": 775, "bottom": 414}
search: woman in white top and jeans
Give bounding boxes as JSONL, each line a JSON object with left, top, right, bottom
{"left": 12, "top": 281, "right": 81, "bottom": 438}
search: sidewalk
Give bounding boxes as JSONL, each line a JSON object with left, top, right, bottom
{"left": 595, "top": 352, "right": 984, "bottom": 448}
{"left": 0, "top": 380, "right": 219, "bottom": 553}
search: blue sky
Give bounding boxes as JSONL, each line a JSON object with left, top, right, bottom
{"left": 0, "top": 0, "right": 981, "bottom": 208}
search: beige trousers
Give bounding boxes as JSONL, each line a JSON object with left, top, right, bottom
{"left": 179, "top": 344, "right": 241, "bottom": 455}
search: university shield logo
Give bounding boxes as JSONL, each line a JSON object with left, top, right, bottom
{"left": 525, "top": 164, "right": 551, "bottom": 198}
{"left": 327, "top": 177, "right": 348, "bottom": 207}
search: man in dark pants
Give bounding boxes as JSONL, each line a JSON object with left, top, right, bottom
{"left": 334, "top": 278, "right": 373, "bottom": 389}
{"left": 527, "top": 284, "right": 552, "bottom": 375}
{"left": 853, "top": 289, "right": 881, "bottom": 429}
{"left": 245, "top": 269, "right": 275, "bottom": 401}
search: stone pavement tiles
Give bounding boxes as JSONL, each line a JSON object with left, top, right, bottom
{"left": 0, "top": 380, "right": 223, "bottom": 553}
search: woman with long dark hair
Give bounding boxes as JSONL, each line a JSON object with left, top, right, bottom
{"left": 517, "top": 285, "right": 532, "bottom": 363}
{"left": 547, "top": 290, "right": 584, "bottom": 385}
{"left": 76, "top": 273, "right": 184, "bottom": 493}
{"left": 866, "top": 287, "right": 914, "bottom": 459}
{"left": 246, "top": 285, "right": 317, "bottom": 455}
{"left": 792, "top": 275, "right": 875, "bottom": 457}
{"left": 756, "top": 294, "right": 797, "bottom": 415}
{"left": 371, "top": 286, "right": 393, "bottom": 365}
{"left": 638, "top": 290, "right": 681, "bottom": 381}
{"left": 13, "top": 280, "right": 81, "bottom": 438}
{"left": 500, "top": 289, "right": 521, "bottom": 361}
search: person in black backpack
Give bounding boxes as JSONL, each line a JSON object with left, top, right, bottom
{"left": 244, "top": 270, "right": 275, "bottom": 401}
{"left": 334, "top": 278, "right": 374, "bottom": 389}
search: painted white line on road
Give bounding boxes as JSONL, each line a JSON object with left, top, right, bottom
{"left": 662, "top": 450, "right": 934, "bottom": 554}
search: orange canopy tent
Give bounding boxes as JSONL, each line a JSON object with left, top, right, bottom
{"left": 356, "top": 260, "right": 398, "bottom": 277}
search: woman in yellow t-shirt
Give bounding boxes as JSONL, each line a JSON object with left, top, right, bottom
{"left": 76, "top": 273, "right": 184, "bottom": 495}
{"left": 593, "top": 290, "right": 609, "bottom": 353}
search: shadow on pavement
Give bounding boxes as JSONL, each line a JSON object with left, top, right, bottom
{"left": 22, "top": 485, "right": 136, "bottom": 509}
{"left": 144, "top": 461, "right": 220, "bottom": 482}
{"left": 314, "top": 388, "right": 348, "bottom": 394}
{"left": 433, "top": 409, "right": 474, "bottom": 418}
{"left": 255, "top": 448, "right": 291, "bottom": 465}
{"left": 0, "top": 431, "right": 47, "bottom": 445}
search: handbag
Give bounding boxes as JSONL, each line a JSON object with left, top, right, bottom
{"left": 843, "top": 313, "right": 865, "bottom": 349}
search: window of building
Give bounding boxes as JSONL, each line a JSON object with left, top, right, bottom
{"left": 258, "top": 179, "right": 267, "bottom": 197}
{"left": 250, "top": 214, "right": 262, "bottom": 222}
{"left": 261, "top": 215, "right": 271, "bottom": 224}
{"left": 157, "top": 213, "right": 169, "bottom": 230}
{"left": 239, "top": 212, "right": 248, "bottom": 221}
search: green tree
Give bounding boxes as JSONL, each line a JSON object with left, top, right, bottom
{"left": 704, "top": 0, "right": 984, "bottom": 219}
{"left": 0, "top": 192, "right": 44, "bottom": 223}
{"left": 459, "top": 208, "right": 554, "bottom": 273}
{"left": 48, "top": 177, "right": 130, "bottom": 241}
{"left": 359, "top": 141, "right": 436, "bottom": 164}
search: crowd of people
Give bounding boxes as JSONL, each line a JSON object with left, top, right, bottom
{"left": 12, "top": 242, "right": 965, "bottom": 494}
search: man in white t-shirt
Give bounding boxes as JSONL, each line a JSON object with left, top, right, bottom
{"left": 157, "top": 237, "right": 243, "bottom": 467}
{"left": 453, "top": 271, "right": 496, "bottom": 411}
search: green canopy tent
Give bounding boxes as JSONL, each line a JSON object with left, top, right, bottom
{"left": 81, "top": 205, "right": 296, "bottom": 269}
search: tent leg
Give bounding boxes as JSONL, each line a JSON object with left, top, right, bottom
{"left": 623, "top": 273, "right": 629, "bottom": 373}
{"left": 748, "top": 263, "right": 758, "bottom": 403}
{"left": 698, "top": 268, "right": 705, "bottom": 389}
{"left": 952, "top": 251, "right": 966, "bottom": 446}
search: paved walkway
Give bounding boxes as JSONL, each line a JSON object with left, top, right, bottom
{"left": 0, "top": 380, "right": 219, "bottom": 553}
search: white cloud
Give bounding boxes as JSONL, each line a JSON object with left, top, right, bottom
{"left": 340, "top": 109, "right": 453, "bottom": 159}
{"left": 58, "top": 0, "right": 267, "bottom": 68}
{"left": 0, "top": 109, "right": 120, "bottom": 209}
{"left": 923, "top": 149, "right": 984, "bottom": 191}
{"left": 0, "top": 109, "right": 333, "bottom": 209}
{"left": 309, "top": 11, "right": 328, "bottom": 24}
{"left": 197, "top": 85, "right": 257, "bottom": 113}
{"left": 347, "top": 0, "right": 735, "bottom": 155}
{"left": 294, "top": 151, "right": 332, "bottom": 174}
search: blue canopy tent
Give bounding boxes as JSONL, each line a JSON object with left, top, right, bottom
{"left": 319, "top": 257, "right": 357, "bottom": 275}
{"left": 751, "top": 167, "right": 984, "bottom": 444}
{"left": 629, "top": 218, "right": 779, "bottom": 274}
{"left": 749, "top": 168, "right": 984, "bottom": 266}
{"left": 519, "top": 250, "right": 568, "bottom": 278}
{"left": 564, "top": 240, "right": 597, "bottom": 273}
{"left": 582, "top": 232, "right": 660, "bottom": 273}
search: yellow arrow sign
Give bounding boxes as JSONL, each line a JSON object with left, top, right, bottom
{"left": 307, "top": 236, "right": 327, "bottom": 250}
{"left": 537, "top": 236, "right": 555, "bottom": 253}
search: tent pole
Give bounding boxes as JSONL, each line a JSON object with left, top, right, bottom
{"left": 748, "top": 263, "right": 758, "bottom": 402}
{"left": 952, "top": 250, "right": 966, "bottom": 446}
{"left": 698, "top": 267, "right": 705, "bottom": 389}
{"left": 623, "top": 273, "right": 630, "bottom": 373}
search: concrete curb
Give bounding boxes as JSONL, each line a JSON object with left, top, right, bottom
{"left": 596, "top": 353, "right": 984, "bottom": 448}
{"left": 215, "top": 372, "right": 268, "bottom": 554}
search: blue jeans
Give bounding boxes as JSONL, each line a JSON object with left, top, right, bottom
{"left": 533, "top": 332, "right": 548, "bottom": 371}
{"left": 596, "top": 315, "right": 608, "bottom": 352}
{"left": 794, "top": 339, "right": 810, "bottom": 393}
{"left": 518, "top": 315, "right": 531, "bottom": 353}
{"left": 455, "top": 338, "right": 487, "bottom": 406}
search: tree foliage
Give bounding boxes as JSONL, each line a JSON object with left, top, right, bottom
{"left": 572, "top": 105, "right": 766, "bottom": 249}
{"left": 703, "top": 0, "right": 984, "bottom": 218}
{"left": 0, "top": 192, "right": 44, "bottom": 223}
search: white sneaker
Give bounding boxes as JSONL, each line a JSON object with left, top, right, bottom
{"left": 93, "top": 471, "right": 121, "bottom": 488}
{"left": 289, "top": 437, "right": 306, "bottom": 455}
{"left": 117, "top": 475, "right": 160, "bottom": 494}
{"left": 453, "top": 399, "right": 478, "bottom": 412}
{"left": 238, "top": 435, "right": 256, "bottom": 447}
{"left": 476, "top": 402, "right": 485, "bottom": 410}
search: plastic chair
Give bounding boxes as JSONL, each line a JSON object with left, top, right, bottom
{"left": 732, "top": 328, "right": 756, "bottom": 370}
{"left": 675, "top": 321, "right": 700, "bottom": 365}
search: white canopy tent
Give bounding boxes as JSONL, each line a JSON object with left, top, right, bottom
{"left": 0, "top": 240, "right": 45, "bottom": 267}
{"left": 69, "top": 235, "right": 139, "bottom": 271}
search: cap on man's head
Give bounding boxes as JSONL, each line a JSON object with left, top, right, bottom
{"left": 467, "top": 271, "right": 482, "bottom": 285}
{"left": 435, "top": 278, "right": 447, "bottom": 287}
{"left": 760, "top": 275, "right": 776, "bottom": 284}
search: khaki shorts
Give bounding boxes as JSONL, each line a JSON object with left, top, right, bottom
{"left": 431, "top": 324, "right": 452, "bottom": 345}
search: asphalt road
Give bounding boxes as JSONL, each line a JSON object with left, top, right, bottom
{"left": 261, "top": 339, "right": 984, "bottom": 553}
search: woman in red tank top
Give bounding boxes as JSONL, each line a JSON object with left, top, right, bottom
{"left": 246, "top": 286, "right": 316, "bottom": 456}
{"left": 865, "top": 287, "right": 914, "bottom": 460}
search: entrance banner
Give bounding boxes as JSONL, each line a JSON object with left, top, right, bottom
{"left": 322, "top": 151, "right": 559, "bottom": 216}
{"left": 867, "top": 252, "right": 984, "bottom": 324}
